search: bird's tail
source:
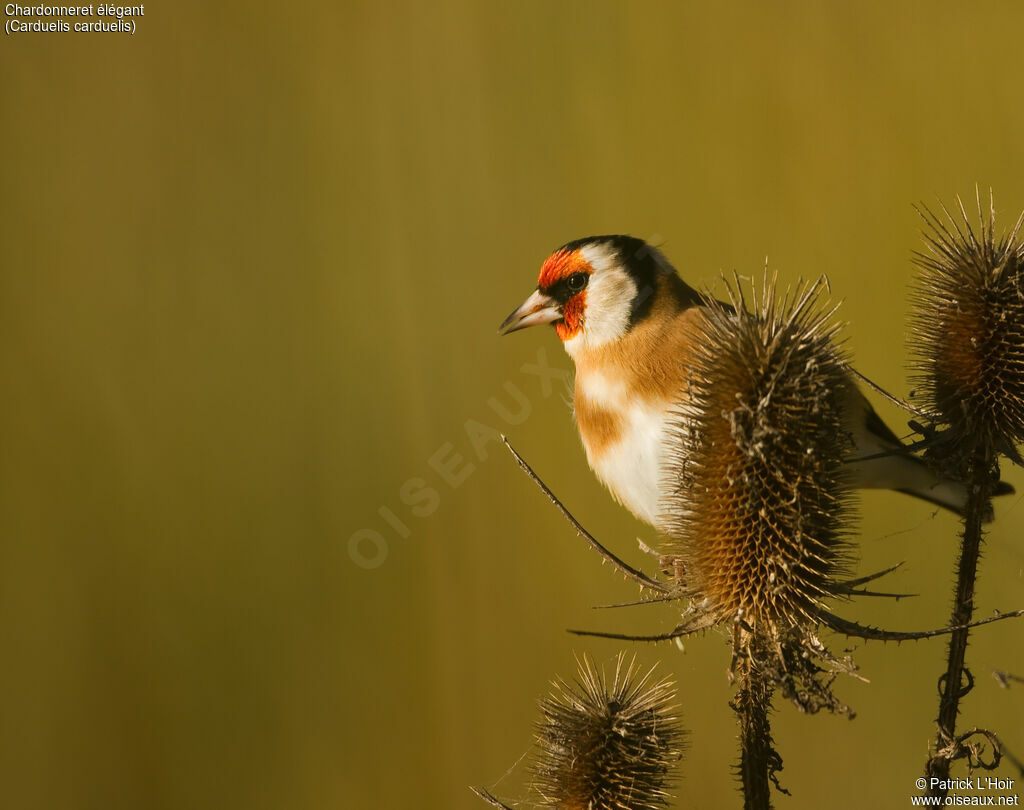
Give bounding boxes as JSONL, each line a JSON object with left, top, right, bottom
{"left": 845, "top": 388, "right": 1014, "bottom": 522}
{"left": 885, "top": 455, "right": 1014, "bottom": 522}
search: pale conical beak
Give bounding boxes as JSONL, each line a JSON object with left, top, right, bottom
{"left": 498, "top": 289, "right": 562, "bottom": 335}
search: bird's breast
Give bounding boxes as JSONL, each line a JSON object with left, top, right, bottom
{"left": 574, "top": 371, "right": 673, "bottom": 529}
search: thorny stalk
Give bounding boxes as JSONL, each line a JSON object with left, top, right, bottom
{"left": 732, "top": 631, "right": 782, "bottom": 810}
{"left": 924, "top": 451, "right": 993, "bottom": 800}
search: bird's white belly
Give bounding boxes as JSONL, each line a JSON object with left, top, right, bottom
{"left": 585, "top": 403, "right": 671, "bottom": 529}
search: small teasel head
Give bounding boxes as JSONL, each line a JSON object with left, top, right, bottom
{"left": 661, "top": 273, "right": 856, "bottom": 634}
{"left": 531, "top": 653, "right": 685, "bottom": 810}
{"left": 910, "top": 189, "right": 1024, "bottom": 467}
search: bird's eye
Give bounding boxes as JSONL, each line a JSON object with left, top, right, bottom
{"left": 566, "top": 272, "right": 589, "bottom": 293}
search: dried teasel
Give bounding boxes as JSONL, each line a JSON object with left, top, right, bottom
{"left": 910, "top": 190, "right": 1024, "bottom": 467}
{"left": 530, "top": 654, "right": 685, "bottom": 810}
{"left": 910, "top": 190, "right": 1024, "bottom": 797}
{"left": 653, "top": 273, "right": 860, "bottom": 807}
{"left": 661, "top": 273, "right": 856, "bottom": 634}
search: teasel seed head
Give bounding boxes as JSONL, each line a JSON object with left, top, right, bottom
{"left": 531, "top": 654, "right": 685, "bottom": 810}
{"left": 910, "top": 190, "right": 1024, "bottom": 465}
{"left": 662, "top": 273, "right": 856, "bottom": 631}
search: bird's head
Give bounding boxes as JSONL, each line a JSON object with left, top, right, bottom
{"left": 498, "top": 235, "right": 677, "bottom": 355}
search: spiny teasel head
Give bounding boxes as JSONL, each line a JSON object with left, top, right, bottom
{"left": 661, "top": 273, "right": 856, "bottom": 632}
{"left": 910, "top": 190, "right": 1024, "bottom": 465}
{"left": 530, "top": 654, "right": 685, "bottom": 810}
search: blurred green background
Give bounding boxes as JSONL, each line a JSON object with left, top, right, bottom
{"left": 2, "top": 2, "right": 1023, "bottom": 808}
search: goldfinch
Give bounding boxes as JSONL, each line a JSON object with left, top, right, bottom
{"left": 499, "top": 234, "right": 1008, "bottom": 531}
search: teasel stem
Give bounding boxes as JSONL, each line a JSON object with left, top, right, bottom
{"left": 925, "top": 448, "right": 992, "bottom": 799}
{"left": 732, "top": 630, "right": 781, "bottom": 810}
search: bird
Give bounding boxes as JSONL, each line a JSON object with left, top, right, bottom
{"left": 498, "top": 234, "right": 1010, "bottom": 531}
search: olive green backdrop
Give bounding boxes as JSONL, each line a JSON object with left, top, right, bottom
{"left": 2, "top": 2, "right": 1023, "bottom": 808}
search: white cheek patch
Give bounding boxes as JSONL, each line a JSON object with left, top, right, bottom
{"left": 585, "top": 273, "right": 636, "bottom": 343}
{"left": 558, "top": 244, "right": 637, "bottom": 355}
